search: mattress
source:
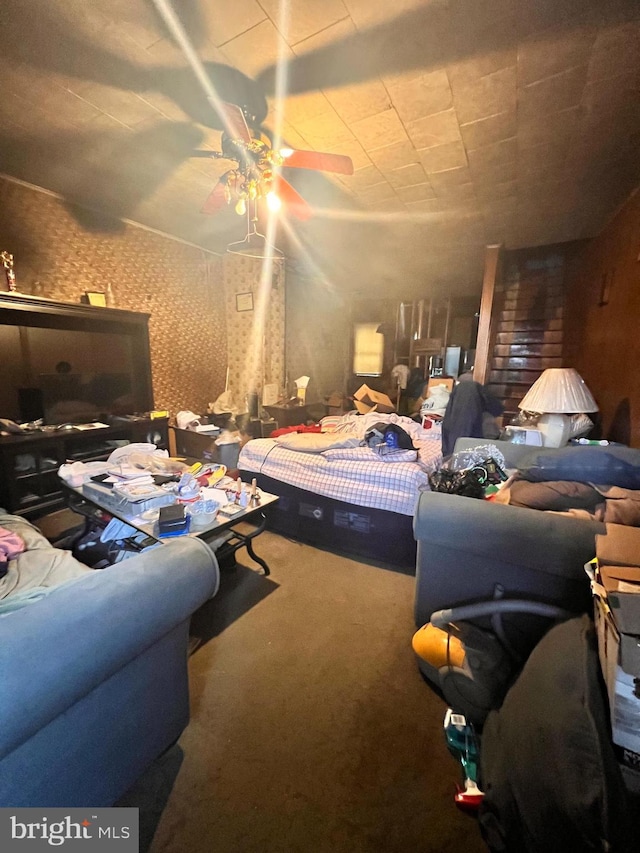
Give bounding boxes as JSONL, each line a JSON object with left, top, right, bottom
{"left": 238, "top": 412, "right": 442, "bottom": 516}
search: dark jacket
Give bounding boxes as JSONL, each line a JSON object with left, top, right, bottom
{"left": 441, "top": 380, "right": 504, "bottom": 457}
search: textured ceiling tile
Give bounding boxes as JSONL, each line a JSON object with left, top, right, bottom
{"left": 386, "top": 163, "right": 430, "bottom": 189}
{"left": 220, "top": 19, "right": 293, "bottom": 78}
{"left": 259, "top": 0, "right": 349, "bottom": 46}
{"left": 518, "top": 141, "right": 568, "bottom": 169}
{"left": 358, "top": 181, "right": 397, "bottom": 204}
{"left": 517, "top": 105, "right": 581, "bottom": 147}
{"left": 325, "top": 80, "right": 391, "bottom": 124}
{"left": 282, "top": 91, "right": 335, "bottom": 125}
{"left": 142, "top": 36, "right": 187, "bottom": 66}
{"left": 23, "top": 81, "right": 106, "bottom": 127}
{"left": 582, "top": 72, "right": 640, "bottom": 117}
{"left": 1, "top": 94, "right": 76, "bottom": 136}
{"left": 368, "top": 140, "right": 419, "bottom": 171}
{"left": 201, "top": 0, "right": 268, "bottom": 46}
{"left": 418, "top": 141, "right": 468, "bottom": 173}
{"left": 470, "top": 159, "right": 517, "bottom": 186}
{"left": 396, "top": 183, "right": 437, "bottom": 203}
{"left": 428, "top": 166, "right": 474, "bottom": 192}
{"left": 387, "top": 69, "right": 453, "bottom": 124}
{"left": 406, "top": 109, "right": 462, "bottom": 149}
{"left": 474, "top": 180, "right": 517, "bottom": 200}
{"left": 0, "top": 59, "right": 44, "bottom": 99}
{"left": 360, "top": 197, "right": 407, "bottom": 215}
{"left": 517, "top": 28, "right": 596, "bottom": 86}
{"left": 467, "top": 137, "right": 517, "bottom": 172}
{"left": 588, "top": 21, "right": 640, "bottom": 82}
{"left": 460, "top": 110, "right": 517, "bottom": 150}
{"left": 517, "top": 65, "right": 588, "bottom": 124}
{"left": 344, "top": 164, "right": 387, "bottom": 190}
{"left": 447, "top": 47, "right": 518, "bottom": 85}
{"left": 431, "top": 182, "right": 477, "bottom": 202}
{"left": 291, "top": 15, "right": 355, "bottom": 56}
{"left": 449, "top": 65, "right": 517, "bottom": 124}
{"left": 61, "top": 83, "right": 164, "bottom": 129}
{"left": 404, "top": 197, "right": 447, "bottom": 215}
{"left": 350, "top": 108, "right": 408, "bottom": 149}
{"left": 517, "top": 145, "right": 569, "bottom": 184}
{"left": 344, "top": 0, "right": 427, "bottom": 30}
{"left": 135, "top": 92, "right": 191, "bottom": 123}
{"left": 294, "top": 109, "right": 354, "bottom": 147}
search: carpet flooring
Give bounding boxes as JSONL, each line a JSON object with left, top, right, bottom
{"left": 149, "top": 530, "right": 487, "bottom": 853}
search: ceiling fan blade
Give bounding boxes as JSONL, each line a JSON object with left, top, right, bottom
{"left": 201, "top": 179, "right": 228, "bottom": 215}
{"left": 281, "top": 149, "right": 354, "bottom": 176}
{"left": 220, "top": 102, "right": 252, "bottom": 143}
{"left": 272, "top": 175, "right": 313, "bottom": 221}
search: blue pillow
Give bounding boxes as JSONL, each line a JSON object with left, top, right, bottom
{"left": 517, "top": 445, "right": 640, "bottom": 489}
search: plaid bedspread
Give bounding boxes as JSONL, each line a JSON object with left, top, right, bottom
{"left": 239, "top": 415, "right": 442, "bottom": 516}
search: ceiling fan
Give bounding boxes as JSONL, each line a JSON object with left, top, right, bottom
{"left": 142, "top": 0, "right": 355, "bottom": 229}
{"left": 190, "top": 102, "right": 354, "bottom": 222}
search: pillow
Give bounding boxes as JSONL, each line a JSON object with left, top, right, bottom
{"left": 517, "top": 445, "right": 640, "bottom": 489}
{"left": 274, "top": 432, "right": 360, "bottom": 453}
{"left": 506, "top": 479, "right": 603, "bottom": 512}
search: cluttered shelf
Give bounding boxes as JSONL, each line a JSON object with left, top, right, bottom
{"left": 0, "top": 417, "right": 169, "bottom": 519}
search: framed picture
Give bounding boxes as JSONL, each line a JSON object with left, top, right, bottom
{"left": 84, "top": 291, "right": 107, "bottom": 307}
{"left": 236, "top": 291, "right": 254, "bottom": 312}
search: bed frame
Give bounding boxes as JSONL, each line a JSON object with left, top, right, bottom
{"left": 239, "top": 471, "right": 417, "bottom": 569}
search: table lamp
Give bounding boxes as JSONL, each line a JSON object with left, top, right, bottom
{"left": 518, "top": 368, "right": 599, "bottom": 447}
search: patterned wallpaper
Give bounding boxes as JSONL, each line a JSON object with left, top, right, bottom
{"left": 223, "top": 253, "right": 285, "bottom": 410}
{"left": 0, "top": 176, "right": 227, "bottom": 415}
{"left": 284, "top": 261, "right": 351, "bottom": 403}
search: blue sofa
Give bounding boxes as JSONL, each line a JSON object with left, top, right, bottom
{"left": 0, "top": 512, "right": 220, "bottom": 807}
{"left": 413, "top": 439, "right": 606, "bottom": 649}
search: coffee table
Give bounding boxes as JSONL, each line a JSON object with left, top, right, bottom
{"left": 60, "top": 479, "right": 279, "bottom": 575}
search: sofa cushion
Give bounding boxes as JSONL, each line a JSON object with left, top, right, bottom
{"left": 517, "top": 445, "right": 640, "bottom": 489}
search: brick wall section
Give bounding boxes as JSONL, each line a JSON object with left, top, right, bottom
{"left": 0, "top": 177, "right": 227, "bottom": 415}
{"left": 487, "top": 247, "right": 568, "bottom": 423}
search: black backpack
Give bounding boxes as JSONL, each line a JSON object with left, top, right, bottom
{"left": 364, "top": 422, "right": 414, "bottom": 451}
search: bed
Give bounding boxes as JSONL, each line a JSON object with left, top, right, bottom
{"left": 238, "top": 411, "right": 442, "bottom": 568}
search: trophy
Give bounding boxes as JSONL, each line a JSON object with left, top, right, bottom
{"left": 1, "top": 251, "right": 16, "bottom": 292}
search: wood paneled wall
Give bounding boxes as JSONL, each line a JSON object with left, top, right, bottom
{"left": 564, "top": 188, "right": 640, "bottom": 447}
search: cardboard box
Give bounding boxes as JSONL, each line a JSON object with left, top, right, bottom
{"left": 353, "top": 384, "right": 395, "bottom": 415}
{"left": 598, "top": 564, "right": 640, "bottom": 635}
{"left": 594, "top": 596, "right": 640, "bottom": 756}
{"left": 596, "top": 524, "right": 640, "bottom": 568}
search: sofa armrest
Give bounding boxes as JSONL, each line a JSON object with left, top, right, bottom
{"left": 413, "top": 491, "right": 603, "bottom": 627}
{"left": 0, "top": 536, "right": 219, "bottom": 760}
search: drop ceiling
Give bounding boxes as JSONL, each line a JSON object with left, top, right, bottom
{"left": 0, "top": 0, "right": 638, "bottom": 300}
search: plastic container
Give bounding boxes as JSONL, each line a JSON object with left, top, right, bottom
{"left": 187, "top": 499, "right": 219, "bottom": 529}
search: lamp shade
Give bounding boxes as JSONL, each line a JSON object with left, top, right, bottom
{"left": 519, "top": 368, "right": 599, "bottom": 414}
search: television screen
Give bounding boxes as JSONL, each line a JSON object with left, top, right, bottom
{"left": 40, "top": 373, "right": 135, "bottom": 425}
